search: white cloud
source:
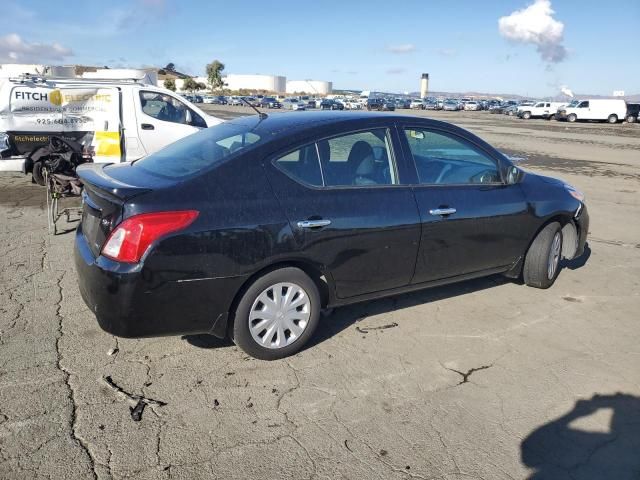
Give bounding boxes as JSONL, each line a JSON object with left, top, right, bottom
{"left": 0, "top": 34, "right": 73, "bottom": 64}
{"left": 498, "top": 0, "right": 567, "bottom": 63}
{"left": 436, "top": 48, "right": 457, "bottom": 57}
{"left": 387, "top": 44, "right": 415, "bottom": 54}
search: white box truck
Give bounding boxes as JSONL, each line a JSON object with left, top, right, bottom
{"left": 0, "top": 73, "right": 222, "bottom": 184}
{"left": 556, "top": 99, "right": 627, "bottom": 123}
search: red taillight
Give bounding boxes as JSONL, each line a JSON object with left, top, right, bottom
{"left": 101, "top": 210, "right": 199, "bottom": 263}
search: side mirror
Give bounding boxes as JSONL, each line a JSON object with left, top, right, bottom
{"left": 185, "top": 109, "right": 193, "bottom": 125}
{"left": 506, "top": 165, "right": 520, "bottom": 185}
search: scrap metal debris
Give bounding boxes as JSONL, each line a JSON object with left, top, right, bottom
{"left": 442, "top": 364, "right": 493, "bottom": 386}
{"left": 344, "top": 439, "right": 353, "bottom": 452}
{"left": 356, "top": 322, "right": 398, "bottom": 334}
{"left": 107, "top": 348, "right": 119, "bottom": 356}
{"left": 102, "top": 375, "right": 167, "bottom": 421}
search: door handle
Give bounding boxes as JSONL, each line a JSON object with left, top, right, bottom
{"left": 141, "top": 123, "right": 155, "bottom": 130}
{"left": 297, "top": 219, "right": 331, "bottom": 229}
{"left": 429, "top": 208, "right": 456, "bottom": 216}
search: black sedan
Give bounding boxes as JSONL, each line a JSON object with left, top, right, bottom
{"left": 75, "top": 112, "right": 589, "bottom": 360}
{"left": 320, "top": 99, "right": 344, "bottom": 110}
{"left": 259, "top": 97, "right": 282, "bottom": 109}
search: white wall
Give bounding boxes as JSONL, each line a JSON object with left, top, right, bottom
{"left": 223, "top": 74, "right": 286, "bottom": 92}
{"left": 286, "top": 80, "right": 332, "bottom": 95}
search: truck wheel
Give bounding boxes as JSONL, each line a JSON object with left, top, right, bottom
{"left": 548, "top": 114, "right": 556, "bottom": 121}
{"left": 232, "top": 267, "right": 321, "bottom": 360}
{"left": 627, "top": 115, "right": 636, "bottom": 123}
{"left": 607, "top": 114, "right": 618, "bottom": 124}
{"left": 567, "top": 114, "right": 577, "bottom": 123}
{"left": 522, "top": 111, "right": 531, "bottom": 119}
{"left": 32, "top": 162, "right": 46, "bottom": 186}
{"left": 523, "top": 222, "right": 563, "bottom": 289}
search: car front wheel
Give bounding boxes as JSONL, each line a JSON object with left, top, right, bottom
{"left": 567, "top": 114, "right": 577, "bottom": 122}
{"left": 523, "top": 222, "right": 563, "bottom": 289}
{"left": 232, "top": 267, "right": 321, "bottom": 360}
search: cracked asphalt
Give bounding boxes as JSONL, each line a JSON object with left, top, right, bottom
{"left": 1, "top": 111, "right": 640, "bottom": 479}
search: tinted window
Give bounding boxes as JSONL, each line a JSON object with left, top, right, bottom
{"left": 274, "top": 145, "right": 323, "bottom": 187}
{"left": 132, "top": 123, "right": 261, "bottom": 178}
{"left": 578, "top": 101, "right": 589, "bottom": 108}
{"left": 404, "top": 128, "right": 501, "bottom": 185}
{"left": 320, "top": 129, "right": 396, "bottom": 187}
{"left": 139, "top": 91, "right": 206, "bottom": 128}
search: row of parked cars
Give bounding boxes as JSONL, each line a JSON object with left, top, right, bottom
{"left": 494, "top": 99, "right": 638, "bottom": 124}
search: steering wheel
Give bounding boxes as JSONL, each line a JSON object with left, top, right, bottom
{"left": 470, "top": 169, "right": 499, "bottom": 184}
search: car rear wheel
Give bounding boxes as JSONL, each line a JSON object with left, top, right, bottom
{"left": 523, "top": 222, "right": 563, "bottom": 289}
{"left": 607, "top": 114, "right": 618, "bottom": 124}
{"left": 232, "top": 267, "right": 321, "bottom": 360}
{"left": 522, "top": 111, "right": 531, "bottom": 119}
{"left": 567, "top": 114, "right": 577, "bottom": 122}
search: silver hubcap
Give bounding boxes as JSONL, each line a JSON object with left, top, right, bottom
{"left": 547, "top": 232, "right": 562, "bottom": 280}
{"left": 249, "top": 282, "right": 311, "bottom": 349}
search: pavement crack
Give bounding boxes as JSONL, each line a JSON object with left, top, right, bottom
{"left": 53, "top": 271, "right": 99, "bottom": 480}
{"left": 440, "top": 363, "right": 493, "bottom": 386}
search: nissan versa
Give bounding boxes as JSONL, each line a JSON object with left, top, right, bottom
{"left": 75, "top": 112, "right": 589, "bottom": 360}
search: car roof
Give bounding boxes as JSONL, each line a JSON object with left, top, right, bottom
{"left": 223, "top": 111, "right": 458, "bottom": 138}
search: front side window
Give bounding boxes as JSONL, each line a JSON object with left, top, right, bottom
{"left": 578, "top": 101, "right": 589, "bottom": 108}
{"left": 139, "top": 91, "right": 206, "bottom": 127}
{"left": 403, "top": 128, "right": 501, "bottom": 185}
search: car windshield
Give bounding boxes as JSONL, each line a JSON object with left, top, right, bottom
{"left": 131, "top": 121, "right": 262, "bottom": 179}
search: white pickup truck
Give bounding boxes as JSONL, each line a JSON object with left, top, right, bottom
{"left": 0, "top": 74, "right": 222, "bottom": 183}
{"left": 517, "top": 102, "right": 566, "bottom": 120}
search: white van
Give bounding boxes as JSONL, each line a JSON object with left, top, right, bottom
{"left": 0, "top": 74, "right": 222, "bottom": 182}
{"left": 517, "top": 102, "right": 566, "bottom": 120}
{"left": 556, "top": 99, "right": 627, "bottom": 123}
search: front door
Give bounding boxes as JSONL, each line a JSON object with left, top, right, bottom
{"left": 135, "top": 90, "right": 207, "bottom": 155}
{"left": 266, "top": 127, "right": 421, "bottom": 298}
{"left": 399, "top": 126, "right": 530, "bottom": 284}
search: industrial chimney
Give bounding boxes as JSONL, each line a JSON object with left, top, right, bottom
{"left": 420, "top": 73, "right": 429, "bottom": 99}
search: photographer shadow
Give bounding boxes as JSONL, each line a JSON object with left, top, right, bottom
{"left": 521, "top": 393, "right": 640, "bottom": 480}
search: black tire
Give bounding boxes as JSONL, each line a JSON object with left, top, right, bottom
{"left": 522, "top": 111, "right": 531, "bottom": 119}
{"left": 232, "top": 267, "right": 321, "bottom": 360}
{"left": 523, "top": 222, "right": 563, "bottom": 289}
{"left": 32, "top": 162, "right": 46, "bottom": 186}
{"left": 548, "top": 114, "right": 556, "bottom": 121}
{"left": 607, "top": 114, "right": 618, "bottom": 124}
{"left": 567, "top": 114, "right": 577, "bottom": 123}
{"left": 626, "top": 115, "right": 636, "bottom": 123}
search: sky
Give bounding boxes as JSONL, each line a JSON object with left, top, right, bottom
{"left": 0, "top": 0, "right": 638, "bottom": 97}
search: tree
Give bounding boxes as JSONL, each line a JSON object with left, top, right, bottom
{"left": 164, "top": 78, "right": 176, "bottom": 91}
{"left": 165, "top": 62, "right": 175, "bottom": 72}
{"left": 182, "top": 77, "right": 198, "bottom": 92}
{"left": 206, "top": 60, "right": 225, "bottom": 91}
{"left": 196, "top": 82, "right": 207, "bottom": 91}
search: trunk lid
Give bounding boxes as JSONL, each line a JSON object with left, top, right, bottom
{"left": 77, "top": 163, "right": 153, "bottom": 257}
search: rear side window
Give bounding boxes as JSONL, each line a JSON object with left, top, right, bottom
{"left": 132, "top": 123, "right": 261, "bottom": 178}
{"left": 275, "top": 145, "right": 323, "bottom": 186}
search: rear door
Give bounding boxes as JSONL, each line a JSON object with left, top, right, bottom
{"left": 398, "top": 124, "right": 529, "bottom": 284}
{"left": 135, "top": 89, "right": 207, "bottom": 155}
{"left": 265, "top": 125, "right": 421, "bottom": 299}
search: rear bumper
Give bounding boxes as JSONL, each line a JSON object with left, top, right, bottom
{"left": 74, "top": 225, "right": 246, "bottom": 339}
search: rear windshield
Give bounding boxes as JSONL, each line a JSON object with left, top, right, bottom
{"left": 131, "top": 122, "right": 262, "bottom": 179}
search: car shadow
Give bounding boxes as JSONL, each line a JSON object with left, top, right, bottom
{"left": 562, "top": 242, "right": 591, "bottom": 270}
{"left": 521, "top": 393, "right": 640, "bottom": 479}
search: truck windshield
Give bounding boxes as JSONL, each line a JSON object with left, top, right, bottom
{"left": 131, "top": 122, "right": 262, "bottom": 179}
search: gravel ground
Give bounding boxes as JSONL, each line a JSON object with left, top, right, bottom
{"left": 1, "top": 108, "right": 639, "bottom": 479}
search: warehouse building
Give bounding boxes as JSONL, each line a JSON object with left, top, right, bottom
{"left": 223, "top": 74, "right": 286, "bottom": 93}
{"left": 286, "top": 80, "right": 332, "bottom": 95}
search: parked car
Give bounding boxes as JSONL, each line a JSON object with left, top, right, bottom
{"left": 556, "top": 99, "right": 627, "bottom": 123}
{"left": 424, "top": 100, "right": 440, "bottom": 110}
{"left": 75, "top": 111, "right": 589, "bottom": 360}
{"left": 344, "top": 100, "right": 362, "bottom": 110}
{"left": 229, "top": 96, "right": 243, "bottom": 106}
{"left": 366, "top": 98, "right": 395, "bottom": 111}
{"left": 282, "top": 98, "right": 306, "bottom": 111}
{"left": 395, "top": 99, "right": 411, "bottom": 109}
{"left": 517, "top": 102, "right": 566, "bottom": 120}
{"left": 306, "top": 99, "right": 317, "bottom": 109}
{"left": 625, "top": 103, "right": 640, "bottom": 123}
{"left": 464, "top": 101, "right": 481, "bottom": 111}
{"left": 260, "top": 97, "right": 282, "bottom": 109}
{"left": 443, "top": 100, "right": 460, "bottom": 111}
{"left": 320, "top": 99, "right": 344, "bottom": 110}
{"left": 504, "top": 105, "right": 519, "bottom": 116}
{"left": 410, "top": 99, "right": 425, "bottom": 109}
{"left": 203, "top": 95, "right": 227, "bottom": 105}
